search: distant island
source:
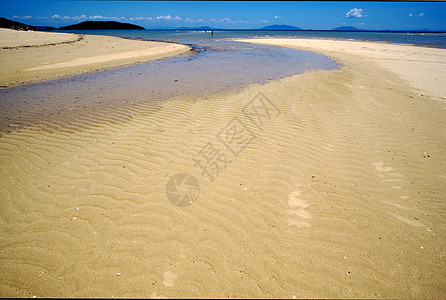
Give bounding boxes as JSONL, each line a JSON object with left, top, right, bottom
{"left": 0, "top": 17, "right": 35, "bottom": 31}
{"left": 58, "top": 21, "right": 145, "bottom": 30}
{"left": 332, "top": 26, "right": 364, "bottom": 31}
{"left": 259, "top": 24, "right": 303, "bottom": 31}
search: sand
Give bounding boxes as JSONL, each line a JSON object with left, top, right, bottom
{"left": 0, "top": 28, "right": 191, "bottom": 88}
{"left": 0, "top": 36, "right": 445, "bottom": 298}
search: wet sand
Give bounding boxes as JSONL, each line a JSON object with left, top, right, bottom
{"left": 0, "top": 28, "right": 191, "bottom": 88}
{"left": 0, "top": 37, "right": 445, "bottom": 298}
{"left": 0, "top": 36, "right": 337, "bottom": 137}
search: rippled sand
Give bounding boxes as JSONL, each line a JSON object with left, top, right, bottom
{"left": 1, "top": 39, "right": 446, "bottom": 298}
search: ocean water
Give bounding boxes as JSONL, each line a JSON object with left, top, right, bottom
{"left": 59, "top": 29, "right": 446, "bottom": 49}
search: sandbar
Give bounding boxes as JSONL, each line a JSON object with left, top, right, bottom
{"left": 0, "top": 28, "right": 191, "bottom": 88}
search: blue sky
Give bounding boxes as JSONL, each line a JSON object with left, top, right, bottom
{"left": 2, "top": 1, "right": 446, "bottom": 31}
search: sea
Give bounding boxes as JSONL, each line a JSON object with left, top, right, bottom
{"left": 58, "top": 29, "right": 446, "bottom": 49}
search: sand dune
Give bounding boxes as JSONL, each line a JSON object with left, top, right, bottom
{"left": 0, "top": 38, "right": 445, "bottom": 298}
{"left": 0, "top": 29, "right": 191, "bottom": 88}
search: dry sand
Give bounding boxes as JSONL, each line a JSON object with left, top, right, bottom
{"left": 0, "top": 28, "right": 191, "bottom": 88}
{"left": 0, "top": 37, "right": 445, "bottom": 298}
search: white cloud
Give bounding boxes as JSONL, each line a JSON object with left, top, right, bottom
{"left": 208, "top": 17, "right": 232, "bottom": 23}
{"left": 261, "top": 20, "right": 269, "bottom": 23}
{"left": 156, "top": 15, "right": 172, "bottom": 20}
{"left": 183, "top": 17, "right": 205, "bottom": 23}
{"left": 273, "top": 16, "right": 281, "bottom": 19}
{"left": 51, "top": 14, "right": 69, "bottom": 20}
{"left": 173, "top": 15, "right": 182, "bottom": 21}
{"left": 129, "top": 17, "right": 153, "bottom": 21}
{"left": 235, "top": 20, "right": 250, "bottom": 24}
{"left": 73, "top": 15, "right": 87, "bottom": 21}
{"left": 89, "top": 15, "right": 105, "bottom": 20}
{"left": 12, "top": 15, "right": 32, "bottom": 20}
{"left": 89, "top": 15, "right": 124, "bottom": 21}
{"left": 409, "top": 12, "right": 424, "bottom": 17}
{"left": 51, "top": 14, "right": 123, "bottom": 21}
{"left": 346, "top": 8, "right": 364, "bottom": 18}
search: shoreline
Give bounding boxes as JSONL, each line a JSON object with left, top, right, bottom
{"left": 0, "top": 36, "right": 445, "bottom": 297}
{"left": 0, "top": 28, "right": 192, "bottom": 88}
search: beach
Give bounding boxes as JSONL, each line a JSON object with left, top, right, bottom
{"left": 237, "top": 38, "right": 446, "bottom": 100}
{"left": 0, "top": 28, "right": 191, "bottom": 88}
{"left": 0, "top": 31, "right": 445, "bottom": 298}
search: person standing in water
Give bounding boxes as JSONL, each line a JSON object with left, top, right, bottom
{"left": 211, "top": 30, "right": 214, "bottom": 36}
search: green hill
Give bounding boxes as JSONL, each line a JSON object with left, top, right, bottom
{"left": 59, "top": 21, "right": 144, "bottom": 30}
{"left": 0, "top": 17, "right": 35, "bottom": 31}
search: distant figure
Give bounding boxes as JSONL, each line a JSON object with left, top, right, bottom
{"left": 211, "top": 30, "right": 214, "bottom": 37}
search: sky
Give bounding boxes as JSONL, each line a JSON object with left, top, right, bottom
{"left": 1, "top": 1, "right": 446, "bottom": 31}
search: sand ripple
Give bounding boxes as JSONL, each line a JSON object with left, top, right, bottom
{"left": 1, "top": 47, "right": 446, "bottom": 298}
